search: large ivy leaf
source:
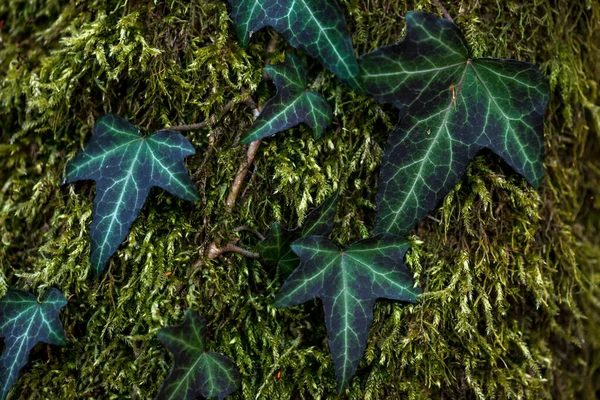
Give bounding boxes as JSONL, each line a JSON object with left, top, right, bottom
{"left": 228, "top": 0, "right": 359, "bottom": 80}
{"left": 258, "top": 192, "right": 338, "bottom": 277}
{"left": 274, "top": 234, "right": 421, "bottom": 392}
{"left": 156, "top": 310, "right": 240, "bottom": 400}
{"left": 0, "top": 289, "right": 67, "bottom": 400}
{"left": 358, "top": 12, "right": 549, "bottom": 236}
{"left": 65, "top": 114, "right": 200, "bottom": 275}
{"left": 240, "top": 54, "right": 332, "bottom": 144}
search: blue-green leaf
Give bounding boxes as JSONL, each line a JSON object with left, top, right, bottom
{"left": 241, "top": 54, "right": 332, "bottom": 143}
{"left": 65, "top": 114, "right": 200, "bottom": 275}
{"left": 357, "top": 12, "right": 549, "bottom": 236}
{"left": 228, "top": 0, "right": 359, "bottom": 80}
{"left": 0, "top": 289, "right": 67, "bottom": 400}
{"left": 274, "top": 234, "right": 421, "bottom": 392}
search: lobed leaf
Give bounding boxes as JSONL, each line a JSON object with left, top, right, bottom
{"left": 0, "top": 289, "right": 67, "bottom": 400}
{"left": 258, "top": 192, "right": 339, "bottom": 278}
{"left": 358, "top": 12, "right": 549, "bottom": 236}
{"left": 274, "top": 234, "right": 421, "bottom": 392}
{"left": 228, "top": 0, "right": 359, "bottom": 80}
{"left": 241, "top": 54, "right": 332, "bottom": 143}
{"left": 65, "top": 114, "right": 200, "bottom": 275}
{"left": 156, "top": 310, "right": 240, "bottom": 400}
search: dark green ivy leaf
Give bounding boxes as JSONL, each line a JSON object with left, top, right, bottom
{"left": 228, "top": 0, "right": 359, "bottom": 80}
{"left": 257, "top": 222, "right": 297, "bottom": 276}
{"left": 156, "top": 310, "right": 240, "bottom": 400}
{"left": 65, "top": 114, "right": 200, "bottom": 275}
{"left": 0, "top": 289, "right": 67, "bottom": 400}
{"left": 274, "top": 234, "right": 421, "bottom": 392}
{"left": 358, "top": 12, "right": 549, "bottom": 236}
{"left": 241, "top": 54, "right": 332, "bottom": 144}
{"left": 258, "top": 192, "right": 339, "bottom": 277}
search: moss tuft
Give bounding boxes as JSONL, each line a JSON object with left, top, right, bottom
{"left": 0, "top": 0, "right": 599, "bottom": 398}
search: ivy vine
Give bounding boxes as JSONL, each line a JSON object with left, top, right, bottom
{"left": 0, "top": 0, "right": 548, "bottom": 398}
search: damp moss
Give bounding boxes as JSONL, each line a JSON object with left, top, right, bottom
{"left": 0, "top": 0, "right": 599, "bottom": 399}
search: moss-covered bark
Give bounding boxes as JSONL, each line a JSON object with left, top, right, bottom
{"left": 0, "top": 0, "right": 598, "bottom": 398}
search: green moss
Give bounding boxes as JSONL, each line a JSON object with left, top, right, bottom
{"left": 0, "top": 0, "right": 599, "bottom": 399}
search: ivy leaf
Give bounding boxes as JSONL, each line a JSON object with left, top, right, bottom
{"left": 0, "top": 289, "right": 67, "bottom": 400}
{"left": 274, "top": 234, "right": 421, "bottom": 392}
{"left": 258, "top": 192, "right": 338, "bottom": 277}
{"left": 257, "top": 222, "right": 297, "bottom": 276}
{"left": 228, "top": 0, "right": 359, "bottom": 80}
{"left": 240, "top": 54, "right": 332, "bottom": 144}
{"left": 65, "top": 114, "right": 200, "bottom": 275}
{"left": 357, "top": 12, "right": 549, "bottom": 236}
{"left": 156, "top": 310, "right": 241, "bottom": 400}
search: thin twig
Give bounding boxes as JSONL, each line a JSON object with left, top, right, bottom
{"left": 224, "top": 35, "right": 276, "bottom": 212}
{"left": 161, "top": 99, "right": 236, "bottom": 131}
{"left": 427, "top": 214, "right": 442, "bottom": 224}
{"left": 431, "top": 0, "right": 453, "bottom": 22}
{"left": 207, "top": 242, "right": 260, "bottom": 259}
{"left": 225, "top": 95, "right": 262, "bottom": 212}
{"left": 234, "top": 226, "right": 265, "bottom": 241}
{"left": 167, "top": 35, "right": 275, "bottom": 133}
{"left": 263, "top": 34, "right": 279, "bottom": 80}
{"left": 226, "top": 139, "right": 261, "bottom": 212}
{"left": 206, "top": 35, "right": 277, "bottom": 261}
{"left": 243, "top": 94, "right": 262, "bottom": 119}
{"left": 239, "top": 161, "right": 258, "bottom": 202}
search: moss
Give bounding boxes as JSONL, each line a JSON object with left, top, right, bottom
{"left": 0, "top": 0, "right": 599, "bottom": 399}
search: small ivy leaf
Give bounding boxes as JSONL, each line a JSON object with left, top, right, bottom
{"left": 228, "top": 0, "right": 359, "bottom": 80}
{"left": 65, "top": 114, "right": 200, "bottom": 275}
{"left": 357, "top": 12, "right": 549, "bottom": 236}
{"left": 258, "top": 222, "right": 297, "bottom": 276}
{"left": 0, "top": 289, "right": 67, "bottom": 400}
{"left": 240, "top": 54, "right": 332, "bottom": 144}
{"left": 300, "top": 192, "right": 340, "bottom": 237}
{"left": 274, "top": 234, "right": 421, "bottom": 393}
{"left": 156, "top": 310, "right": 241, "bottom": 400}
{"left": 258, "top": 192, "right": 339, "bottom": 278}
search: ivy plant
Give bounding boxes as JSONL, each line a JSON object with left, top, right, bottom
{"left": 65, "top": 114, "right": 200, "bottom": 275}
{"left": 4, "top": 2, "right": 550, "bottom": 398}
{"left": 241, "top": 54, "right": 332, "bottom": 144}
{"left": 241, "top": 8, "right": 548, "bottom": 393}
{"left": 358, "top": 11, "right": 549, "bottom": 235}
{"left": 228, "top": 0, "right": 359, "bottom": 80}
{"left": 274, "top": 234, "right": 421, "bottom": 392}
{"left": 156, "top": 310, "right": 241, "bottom": 400}
{"left": 258, "top": 192, "right": 339, "bottom": 278}
{"left": 0, "top": 289, "right": 67, "bottom": 400}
